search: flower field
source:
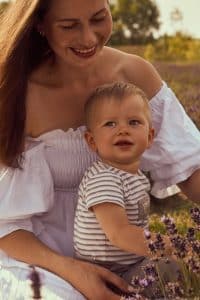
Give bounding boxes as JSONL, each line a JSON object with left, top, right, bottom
{"left": 122, "top": 208, "right": 200, "bottom": 299}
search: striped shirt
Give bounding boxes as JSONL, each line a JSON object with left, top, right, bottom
{"left": 74, "top": 160, "right": 151, "bottom": 266}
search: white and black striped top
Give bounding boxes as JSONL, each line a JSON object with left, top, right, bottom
{"left": 74, "top": 160, "right": 151, "bottom": 265}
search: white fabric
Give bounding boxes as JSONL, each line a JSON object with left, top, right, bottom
{"left": 151, "top": 184, "right": 180, "bottom": 199}
{"left": 0, "top": 251, "right": 84, "bottom": 300}
{"left": 0, "top": 143, "right": 54, "bottom": 238}
{"left": 0, "top": 82, "right": 199, "bottom": 298}
{"left": 141, "top": 82, "right": 200, "bottom": 191}
{"left": 0, "top": 127, "right": 96, "bottom": 299}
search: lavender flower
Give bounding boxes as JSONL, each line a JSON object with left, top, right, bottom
{"left": 190, "top": 207, "right": 200, "bottom": 228}
{"left": 165, "top": 282, "right": 184, "bottom": 299}
{"left": 133, "top": 211, "right": 200, "bottom": 299}
{"left": 28, "top": 265, "right": 42, "bottom": 299}
{"left": 144, "top": 229, "right": 151, "bottom": 240}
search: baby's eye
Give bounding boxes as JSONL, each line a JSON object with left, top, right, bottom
{"left": 104, "top": 121, "right": 116, "bottom": 127}
{"left": 129, "top": 120, "right": 141, "bottom": 126}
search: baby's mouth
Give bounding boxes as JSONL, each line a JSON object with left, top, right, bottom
{"left": 114, "top": 140, "right": 133, "bottom": 146}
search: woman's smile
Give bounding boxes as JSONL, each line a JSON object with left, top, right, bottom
{"left": 70, "top": 45, "right": 97, "bottom": 58}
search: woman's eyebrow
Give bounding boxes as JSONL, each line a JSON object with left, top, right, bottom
{"left": 56, "top": 18, "right": 78, "bottom": 22}
{"left": 56, "top": 8, "right": 107, "bottom": 22}
{"left": 93, "top": 8, "right": 107, "bottom": 17}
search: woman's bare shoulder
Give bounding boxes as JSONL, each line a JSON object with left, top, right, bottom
{"left": 102, "top": 46, "right": 143, "bottom": 66}
{"left": 102, "top": 46, "right": 127, "bottom": 64}
{"left": 103, "top": 47, "right": 162, "bottom": 98}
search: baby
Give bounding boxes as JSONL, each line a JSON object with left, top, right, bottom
{"left": 74, "top": 82, "right": 175, "bottom": 284}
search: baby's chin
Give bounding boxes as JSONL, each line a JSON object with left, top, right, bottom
{"left": 101, "top": 159, "right": 140, "bottom": 174}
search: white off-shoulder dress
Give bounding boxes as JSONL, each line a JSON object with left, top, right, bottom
{"left": 0, "top": 83, "right": 200, "bottom": 299}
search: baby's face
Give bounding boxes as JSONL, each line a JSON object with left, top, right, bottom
{"left": 85, "top": 94, "right": 154, "bottom": 171}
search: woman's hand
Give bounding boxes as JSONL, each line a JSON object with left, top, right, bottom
{"left": 0, "top": 231, "right": 134, "bottom": 299}
{"left": 66, "top": 258, "right": 134, "bottom": 300}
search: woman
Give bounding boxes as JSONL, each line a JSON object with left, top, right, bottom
{"left": 0, "top": 0, "right": 199, "bottom": 299}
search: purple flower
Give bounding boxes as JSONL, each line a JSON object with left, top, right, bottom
{"left": 28, "top": 265, "right": 42, "bottom": 299}
{"left": 144, "top": 229, "right": 151, "bottom": 240}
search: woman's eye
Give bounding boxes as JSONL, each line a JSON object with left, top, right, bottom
{"left": 129, "top": 120, "right": 140, "bottom": 126}
{"left": 92, "top": 16, "right": 106, "bottom": 23}
{"left": 60, "top": 24, "right": 77, "bottom": 30}
{"left": 104, "top": 121, "right": 116, "bottom": 127}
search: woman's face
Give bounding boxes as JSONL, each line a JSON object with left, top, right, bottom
{"left": 40, "top": 0, "right": 112, "bottom": 67}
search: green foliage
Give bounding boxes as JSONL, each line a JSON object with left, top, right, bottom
{"left": 186, "top": 39, "right": 200, "bottom": 61}
{"left": 149, "top": 211, "right": 197, "bottom": 235}
{"left": 110, "top": 0, "right": 160, "bottom": 45}
{"left": 149, "top": 193, "right": 196, "bottom": 235}
{"left": 144, "top": 32, "right": 200, "bottom": 62}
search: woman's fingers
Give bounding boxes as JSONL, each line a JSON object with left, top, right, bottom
{"left": 73, "top": 260, "right": 134, "bottom": 300}
{"left": 101, "top": 267, "right": 134, "bottom": 295}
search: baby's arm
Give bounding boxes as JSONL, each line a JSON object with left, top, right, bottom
{"left": 92, "top": 202, "right": 171, "bottom": 257}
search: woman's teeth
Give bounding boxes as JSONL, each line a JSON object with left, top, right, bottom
{"left": 71, "top": 46, "right": 96, "bottom": 57}
{"left": 74, "top": 46, "right": 95, "bottom": 54}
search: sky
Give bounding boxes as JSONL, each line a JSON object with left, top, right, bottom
{"left": 154, "top": 0, "right": 200, "bottom": 38}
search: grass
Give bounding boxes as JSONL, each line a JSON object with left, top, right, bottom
{"left": 149, "top": 193, "right": 194, "bottom": 234}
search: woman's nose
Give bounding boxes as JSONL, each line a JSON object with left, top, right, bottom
{"left": 79, "top": 24, "right": 97, "bottom": 47}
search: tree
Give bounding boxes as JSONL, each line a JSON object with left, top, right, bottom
{"left": 110, "top": 0, "right": 160, "bottom": 45}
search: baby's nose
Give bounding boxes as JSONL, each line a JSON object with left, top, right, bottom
{"left": 118, "top": 125, "right": 129, "bottom": 135}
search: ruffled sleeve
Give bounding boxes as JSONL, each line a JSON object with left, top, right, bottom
{"left": 0, "top": 142, "right": 54, "bottom": 238}
{"left": 141, "top": 82, "right": 200, "bottom": 191}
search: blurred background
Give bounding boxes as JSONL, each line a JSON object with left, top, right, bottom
{"left": 0, "top": 0, "right": 199, "bottom": 231}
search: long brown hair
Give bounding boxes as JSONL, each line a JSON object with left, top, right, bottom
{"left": 0, "top": 0, "right": 52, "bottom": 168}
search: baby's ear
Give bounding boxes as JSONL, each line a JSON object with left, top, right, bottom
{"left": 84, "top": 131, "right": 97, "bottom": 152}
{"left": 147, "top": 127, "right": 155, "bottom": 148}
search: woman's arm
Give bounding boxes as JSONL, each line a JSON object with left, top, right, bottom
{"left": 0, "top": 230, "right": 133, "bottom": 300}
{"left": 178, "top": 169, "right": 200, "bottom": 204}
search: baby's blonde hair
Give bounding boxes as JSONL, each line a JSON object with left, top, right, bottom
{"left": 85, "top": 82, "right": 152, "bottom": 129}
